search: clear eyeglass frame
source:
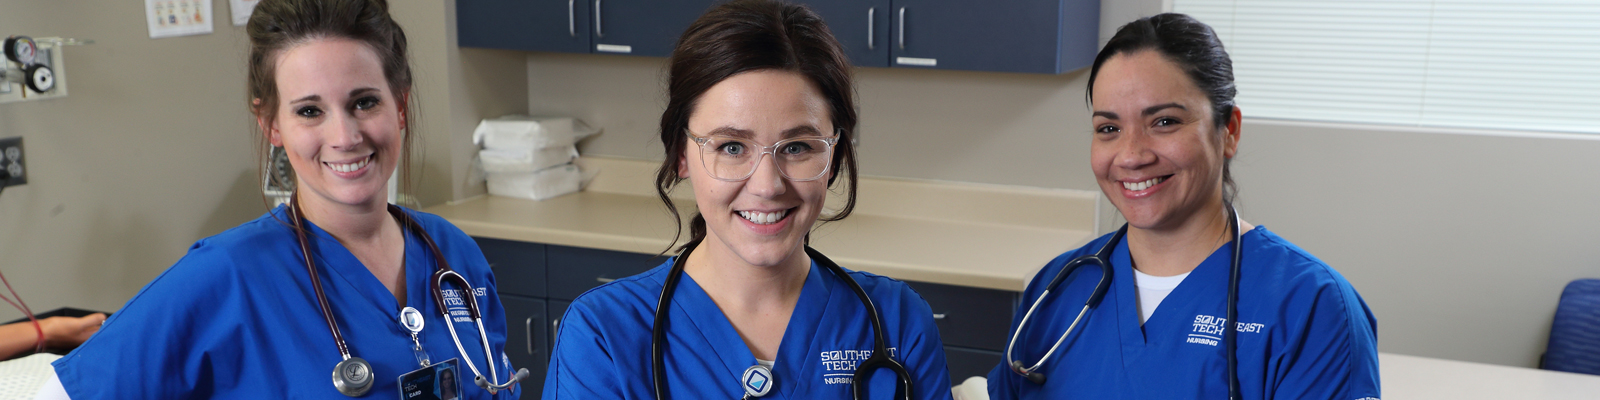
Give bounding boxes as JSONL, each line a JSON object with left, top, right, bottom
{"left": 686, "top": 130, "right": 841, "bottom": 182}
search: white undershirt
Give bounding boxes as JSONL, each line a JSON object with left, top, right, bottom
{"left": 757, "top": 358, "right": 774, "bottom": 368}
{"left": 1133, "top": 268, "right": 1191, "bottom": 325}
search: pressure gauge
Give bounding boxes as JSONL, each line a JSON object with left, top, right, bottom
{"left": 24, "top": 64, "right": 53, "bottom": 93}
{"left": 4, "top": 36, "right": 37, "bottom": 65}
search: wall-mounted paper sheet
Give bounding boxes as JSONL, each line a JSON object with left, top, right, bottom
{"left": 230, "top": 0, "right": 259, "bottom": 26}
{"left": 146, "top": 0, "right": 215, "bottom": 39}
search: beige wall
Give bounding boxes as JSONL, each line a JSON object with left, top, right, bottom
{"left": 391, "top": 1, "right": 528, "bottom": 206}
{"left": 1231, "top": 121, "right": 1600, "bottom": 368}
{"left": 528, "top": 53, "right": 1101, "bottom": 189}
{"left": 0, "top": 2, "right": 261, "bottom": 319}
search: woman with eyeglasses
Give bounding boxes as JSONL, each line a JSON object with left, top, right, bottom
{"left": 543, "top": 1, "right": 953, "bottom": 399}
{"left": 987, "top": 13, "right": 1378, "bottom": 399}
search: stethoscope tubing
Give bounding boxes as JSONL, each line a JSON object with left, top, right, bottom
{"left": 1005, "top": 204, "right": 1242, "bottom": 399}
{"left": 651, "top": 240, "right": 912, "bottom": 400}
{"left": 290, "top": 198, "right": 527, "bottom": 395}
{"left": 1003, "top": 225, "right": 1120, "bottom": 383}
{"left": 290, "top": 199, "right": 356, "bottom": 362}
{"left": 1224, "top": 205, "right": 1242, "bottom": 400}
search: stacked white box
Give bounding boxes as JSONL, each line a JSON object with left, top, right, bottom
{"left": 473, "top": 116, "right": 592, "bottom": 200}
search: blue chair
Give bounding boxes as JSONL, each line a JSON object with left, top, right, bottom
{"left": 1543, "top": 278, "right": 1600, "bottom": 375}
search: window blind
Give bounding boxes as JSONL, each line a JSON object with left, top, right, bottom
{"left": 1172, "top": 0, "right": 1600, "bottom": 134}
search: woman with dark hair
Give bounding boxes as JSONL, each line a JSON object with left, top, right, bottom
{"left": 43, "top": 0, "right": 522, "bottom": 398}
{"left": 544, "top": 1, "right": 952, "bottom": 399}
{"left": 989, "top": 13, "right": 1379, "bottom": 399}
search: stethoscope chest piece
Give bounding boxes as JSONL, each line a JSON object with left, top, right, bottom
{"left": 332, "top": 356, "right": 375, "bottom": 396}
{"left": 741, "top": 364, "right": 774, "bottom": 398}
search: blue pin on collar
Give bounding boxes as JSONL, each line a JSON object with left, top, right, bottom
{"left": 741, "top": 364, "right": 774, "bottom": 397}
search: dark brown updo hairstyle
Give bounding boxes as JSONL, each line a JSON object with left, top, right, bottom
{"left": 246, "top": 0, "right": 418, "bottom": 204}
{"left": 654, "top": 0, "right": 860, "bottom": 252}
{"left": 1087, "top": 13, "right": 1239, "bottom": 203}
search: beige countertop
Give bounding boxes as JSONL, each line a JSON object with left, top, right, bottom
{"left": 425, "top": 157, "right": 1098, "bottom": 291}
{"left": 1380, "top": 352, "right": 1600, "bottom": 399}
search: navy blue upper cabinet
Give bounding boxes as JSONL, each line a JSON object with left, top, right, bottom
{"left": 797, "top": 0, "right": 892, "bottom": 68}
{"left": 889, "top": 0, "right": 1099, "bottom": 74}
{"left": 458, "top": 0, "right": 591, "bottom": 53}
{"left": 457, "top": 0, "right": 1099, "bottom": 74}
{"left": 591, "top": 0, "right": 720, "bottom": 57}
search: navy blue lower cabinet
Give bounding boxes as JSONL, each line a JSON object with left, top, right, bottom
{"left": 943, "top": 346, "right": 1003, "bottom": 385}
{"left": 903, "top": 280, "right": 1018, "bottom": 351}
{"left": 458, "top": 0, "right": 591, "bottom": 53}
{"left": 548, "top": 300, "right": 572, "bottom": 356}
{"left": 476, "top": 238, "right": 548, "bottom": 298}
{"left": 888, "top": 0, "right": 1099, "bottom": 74}
{"left": 545, "top": 244, "right": 664, "bottom": 301}
{"left": 501, "top": 295, "right": 549, "bottom": 399}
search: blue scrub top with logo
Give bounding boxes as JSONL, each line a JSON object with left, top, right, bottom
{"left": 989, "top": 226, "right": 1379, "bottom": 400}
{"left": 544, "top": 257, "right": 955, "bottom": 399}
{"left": 53, "top": 205, "right": 522, "bottom": 399}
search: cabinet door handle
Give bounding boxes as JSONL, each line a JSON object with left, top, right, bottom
{"left": 596, "top": 276, "right": 615, "bottom": 283}
{"left": 867, "top": 7, "right": 875, "bottom": 50}
{"left": 525, "top": 317, "right": 536, "bottom": 355}
{"left": 897, "top": 7, "right": 906, "bottom": 50}
{"left": 932, "top": 313, "right": 946, "bottom": 320}
{"left": 568, "top": 0, "right": 576, "bottom": 37}
{"left": 594, "top": 0, "right": 604, "bottom": 38}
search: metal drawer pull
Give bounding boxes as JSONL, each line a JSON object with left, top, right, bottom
{"left": 594, "top": 0, "right": 604, "bottom": 38}
{"left": 567, "top": 0, "right": 576, "bottom": 37}
{"left": 525, "top": 317, "right": 535, "bottom": 355}
{"left": 932, "top": 313, "right": 946, "bottom": 320}
{"left": 867, "top": 7, "right": 875, "bottom": 49}
{"left": 898, "top": 7, "right": 906, "bottom": 50}
{"left": 596, "top": 277, "right": 615, "bottom": 283}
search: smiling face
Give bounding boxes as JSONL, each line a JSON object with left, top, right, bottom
{"left": 264, "top": 37, "right": 405, "bottom": 211}
{"left": 681, "top": 70, "right": 834, "bottom": 268}
{"left": 1090, "top": 50, "right": 1238, "bottom": 232}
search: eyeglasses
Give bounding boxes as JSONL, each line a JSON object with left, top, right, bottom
{"left": 687, "top": 131, "right": 839, "bottom": 182}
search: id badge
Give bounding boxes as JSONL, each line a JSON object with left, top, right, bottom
{"left": 399, "top": 358, "right": 461, "bottom": 400}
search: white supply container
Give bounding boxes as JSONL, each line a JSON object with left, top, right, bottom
{"left": 479, "top": 145, "right": 578, "bottom": 173}
{"left": 486, "top": 164, "right": 582, "bottom": 201}
{"left": 472, "top": 116, "right": 597, "bottom": 150}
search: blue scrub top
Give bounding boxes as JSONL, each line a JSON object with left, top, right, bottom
{"left": 989, "top": 226, "right": 1379, "bottom": 400}
{"left": 544, "top": 257, "right": 955, "bottom": 399}
{"left": 53, "top": 205, "right": 522, "bottom": 399}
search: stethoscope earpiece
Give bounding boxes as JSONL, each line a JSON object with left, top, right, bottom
{"left": 1010, "top": 361, "right": 1046, "bottom": 385}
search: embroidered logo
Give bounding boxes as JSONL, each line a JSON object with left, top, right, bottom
{"left": 441, "top": 287, "right": 490, "bottom": 323}
{"left": 1188, "top": 314, "right": 1266, "bottom": 346}
{"left": 818, "top": 348, "right": 898, "bottom": 384}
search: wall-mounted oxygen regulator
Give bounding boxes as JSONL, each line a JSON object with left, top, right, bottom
{"left": 1, "top": 35, "right": 90, "bottom": 104}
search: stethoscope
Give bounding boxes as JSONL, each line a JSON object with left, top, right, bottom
{"left": 288, "top": 198, "right": 530, "bottom": 397}
{"left": 1005, "top": 204, "right": 1244, "bottom": 400}
{"left": 651, "top": 240, "right": 913, "bottom": 400}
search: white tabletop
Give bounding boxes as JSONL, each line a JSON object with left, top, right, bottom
{"left": 0, "top": 353, "right": 61, "bottom": 399}
{"left": 1381, "top": 352, "right": 1600, "bottom": 399}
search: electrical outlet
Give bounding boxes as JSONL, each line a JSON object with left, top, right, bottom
{"left": 0, "top": 137, "right": 26, "bottom": 187}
